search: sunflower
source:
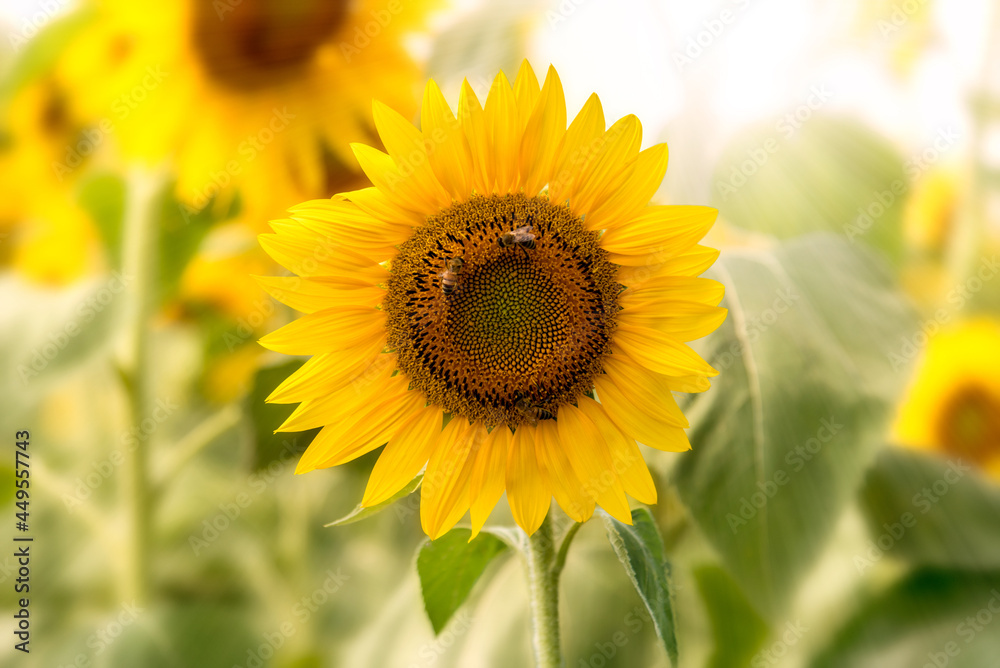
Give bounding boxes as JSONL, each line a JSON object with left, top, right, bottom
{"left": 56, "top": 0, "right": 435, "bottom": 226}
{"left": 893, "top": 319, "right": 1000, "bottom": 478}
{"left": 259, "top": 62, "right": 726, "bottom": 538}
{"left": 0, "top": 77, "right": 102, "bottom": 284}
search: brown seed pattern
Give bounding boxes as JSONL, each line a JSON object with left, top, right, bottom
{"left": 385, "top": 194, "right": 620, "bottom": 426}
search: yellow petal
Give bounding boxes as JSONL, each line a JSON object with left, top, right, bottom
{"left": 513, "top": 60, "right": 540, "bottom": 131}
{"left": 619, "top": 302, "right": 728, "bottom": 342}
{"left": 665, "top": 375, "right": 712, "bottom": 393}
{"left": 535, "top": 419, "right": 594, "bottom": 523}
{"left": 351, "top": 143, "right": 437, "bottom": 216}
{"left": 556, "top": 404, "right": 632, "bottom": 523}
{"left": 343, "top": 187, "right": 424, "bottom": 227}
{"left": 616, "top": 245, "right": 720, "bottom": 287}
{"left": 277, "top": 359, "right": 400, "bottom": 432}
{"left": 585, "top": 143, "right": 668, "bottom": 231}
{"left": 613, "top": 326, "right": 718, "bottom": 378}
{"left": 548, "top": 93, "right": 605, "bottom": 205}
{"left": 459, "top": 79, "right": 492, "bottom": 194}
{"left": 255, "top": 275, "right": 384, "bottom": 313}
{"left": 259, "top": 229, "right": 384, "bottom": 277}
{"left": 620, "top": 276, "right": 726, "bottom": 309}
{"left": 469, "top": 424, "right": 511, "bottom": 539}
{"left": 601, "top": 205, "right": 717, "bottom": 257}
{"left": 372, "top": 99, "right": 452, "bottom": 210}
{"left": 266, "top": 338, "right": 386, "bottom": 403}
{"left": 421, "top": 418, "right": 478, "bottom": 539}
{"left": 258, "top": 307, "right": 385, "bottom": 355}
{"left": 569, "top": 114, "right": 643, "bottom": 218}
{"left": 506, "top": 424, "right": 550, "bottom": 535}
{"left": 362, "top": 405, "right": 442, "bottom": 506}
{"left": 484, "top": 70, "right": 520, "bottom": 194}
{"left": 297, "top": 388, "right": 424, "bottom": 473}
{"left": 577, "top": 397, "right": 657, "bottom": 504}
{"left": 288, "top": 201, "right": 413, "bottom": 250}
{"left": 600, "top": 354, "right": 688, "bottom": 427}
{"left": 594, "top": 377, "right": 692, "bottom": 452}
{"left": 421, "top": 79, "right": 474, "bottom": 199}
{"left": 520, "top": 65, "right": 567, "bottom": 196}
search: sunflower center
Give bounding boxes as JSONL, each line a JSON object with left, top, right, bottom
{"left": 385, "top": 194, "right": 620, "bottom": 427}
{"left": 191, "top": 0, "right": 349, "bottom": 90}
{"left": 936, "top": 384, "right": 1000, "bottom": 466}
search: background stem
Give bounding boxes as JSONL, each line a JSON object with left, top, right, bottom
{"left": 120, "top": 169, "right": 161, "bottom": 604}
{"left": 526, "top": 513, "right": 563, "bottom": 668}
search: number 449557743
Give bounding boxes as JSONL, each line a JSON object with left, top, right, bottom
{"left": 15, "top": 431, "right": 29, "bottom": 530}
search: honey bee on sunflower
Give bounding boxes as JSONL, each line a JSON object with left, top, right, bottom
{"left": 258, "top": 62, "right": 727, "bottom": 539}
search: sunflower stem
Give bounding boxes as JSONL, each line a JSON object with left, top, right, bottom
{"left": 120, "top": 168, "right": 162, "bottom": 605}
{"left": 526, "top": 513, "right": 563, "bottom": 668}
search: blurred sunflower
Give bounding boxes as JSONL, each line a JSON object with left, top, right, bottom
{"left": 259, "top": 62, "right": 726, "bottom": 539}
{"left": 893, "top": 319, "right": 1000, "bottom": 478}
{"left": 0, "top": 77, "right": 103, "bottom": 284}
{"left": 904, "top": 167, "right": 961, "bottom": 254}
{"left": 56, "top": 0, "right": 436, "bottom": 227}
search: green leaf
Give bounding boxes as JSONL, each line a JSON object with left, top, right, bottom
{"left": 325, "top": 474, "right": 422, "bottom": 527}
{"left": 417, "top": 528, "right": 508, "bottom": 634}
{"left": 602, "top": 508, "right": 679, "bottom": 667}
{"left": 78, "top": 172, "right": 126, "bottom": 268}
{"left": 810, "top": 569, "right": 1000, "bottom": 668}
{"left": 675, "top": 234, "right": 919, "bottom": 617}
{"left": 245, "top": 360, "right": 317, "bottom": 471}
{"left": 713, "top": 116, "right": 907, "bottom": 264}
{"left": 156, "top": 186, "right": 239, "bottom": 304}
{"left": 693, "top": 564, "right": 770, "bottom": 668}
{"left": 860, "top": 447, "right": 1000, "bottom": 570}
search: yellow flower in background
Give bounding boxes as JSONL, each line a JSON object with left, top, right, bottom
{"left": 259, "top": 62, "right": 726, "bottom": 539}
{"left": 903, "top": 167, "right": 961, "bottom": 254}
{"left": 893, "top": 319, "right": 1000, "bottom": 478}
{"left": 56, "top": 0, "right": 436, "bottom": 227}
{"left": 0, "top": 78, "right": 102, "bottom": 284}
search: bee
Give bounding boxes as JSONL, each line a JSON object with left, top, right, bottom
{"left": 514, "top": 397, "right": 554, "bottom": 426}
{"left": 497, "top": 225, "right": 536, "bottom": 257}
{"left": 439, "top": 257, "right": 464, "bottom": 296}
